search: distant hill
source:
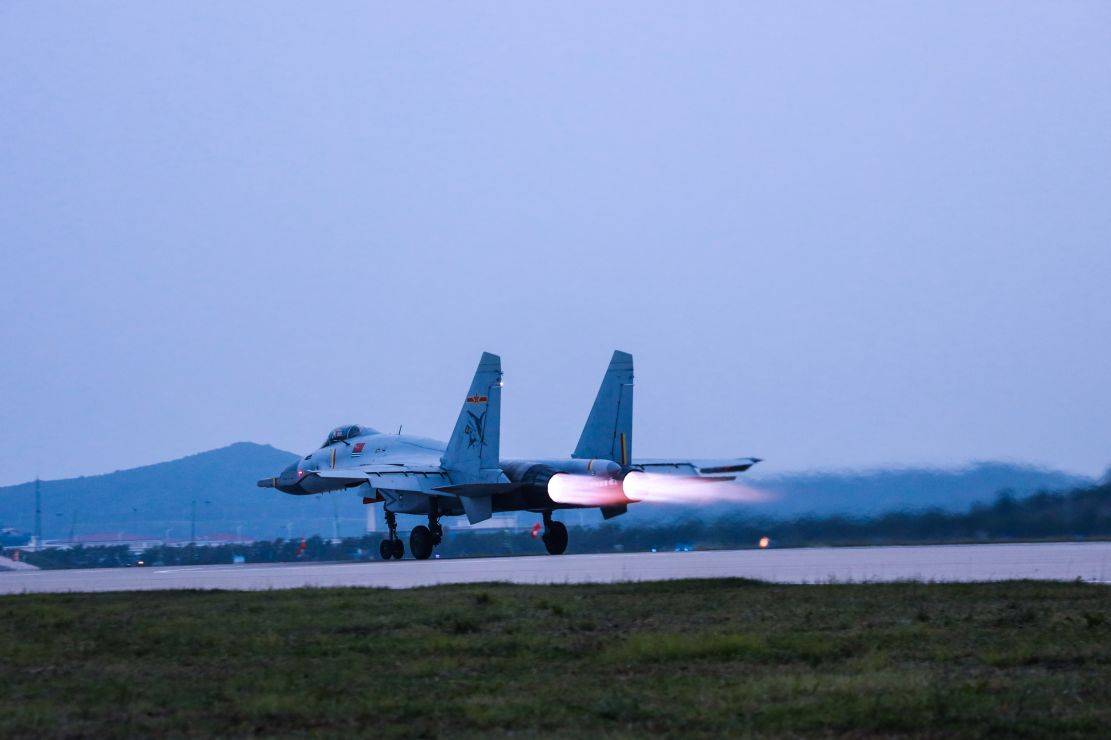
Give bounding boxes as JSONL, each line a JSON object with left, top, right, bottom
{"left": 0, "top": 444, "right": 1095, "bottom": 539}
{"left": 0, "top": 443, "right": 369, "bottom": 541}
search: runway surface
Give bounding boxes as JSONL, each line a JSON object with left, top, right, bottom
{"left": 2, "top": 541, "right": 1109, "bottom": 595}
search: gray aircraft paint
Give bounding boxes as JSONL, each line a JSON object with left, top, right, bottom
{"left": 259, "top": 351, "right": 759, "bottom": 542}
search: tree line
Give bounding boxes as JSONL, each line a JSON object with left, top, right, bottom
{"left": 9, "top": 479, "right": 1110, "bottom": 569}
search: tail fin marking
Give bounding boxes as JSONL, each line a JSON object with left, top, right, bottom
{"left": 442, "top": 353, "right": 506, "bottom": 524}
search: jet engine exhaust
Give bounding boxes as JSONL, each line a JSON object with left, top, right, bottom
{"left": 547, "top": 473, "right": 628, "bottom": 506}
{"left": 547, "top": 472, "right": 774, "bottom": 507}
{"left": 621, "top": 471, "right": 772, "bottom": 504}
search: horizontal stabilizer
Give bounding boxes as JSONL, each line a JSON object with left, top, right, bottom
{"left": 635, "top": 457, "right": 762, "bottom": 476}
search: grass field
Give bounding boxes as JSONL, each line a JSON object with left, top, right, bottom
{"left": 1, "top": 580, "right": 1109, "bottom": 737}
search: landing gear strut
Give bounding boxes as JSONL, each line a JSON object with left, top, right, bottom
{"left": 429, "top": 501, "right": 443, "bottom": 546}
{"left": 409, "top": 502, "right": 443, "bottom": 561}
{"left": 542, "top": 512, "right": 568, "bottom": 555}
{"left": 380, "top": 510, "right": 404, "bottom": 560}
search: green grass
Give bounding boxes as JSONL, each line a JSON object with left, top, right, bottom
{"left": 1, "top": 580, "right": 1109, "bottom": 737}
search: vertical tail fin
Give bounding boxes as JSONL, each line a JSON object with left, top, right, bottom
{"left": 442, "top": 352, "right": 503, "bottom": 482}
{"left": 573, "top": 350, "right": 633, "bottom": 465}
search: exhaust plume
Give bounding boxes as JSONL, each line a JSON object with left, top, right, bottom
{"left": 621, "top": 472, "right": 773, "bottom": 505}
{"left": 547, "top": 472, "right": 774, "bottom": 507}
{"left": 547, "top": 473, "right": 627, "bottom": 506}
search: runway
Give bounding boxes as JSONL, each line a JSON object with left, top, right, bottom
{"left": 2, "top": 541, "right": 1109, "bottom": 595}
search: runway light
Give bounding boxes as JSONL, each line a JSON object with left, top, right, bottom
{"left": 547, "top": 474, "right": 627, "bottom": 506}
{"left": 621, "top": 472, "right": 773, "bottom": 505}
{"left": 759, "top": 536, "right": 770, "bottom": 549}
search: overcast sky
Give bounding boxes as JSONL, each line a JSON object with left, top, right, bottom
{"left": 1, "top": 2, "right": 1109, "bottom": 486}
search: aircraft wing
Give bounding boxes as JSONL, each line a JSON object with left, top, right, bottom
{"left": 308, "top": 465, "right": 449, "bottom": 494}
{"left": 313, "top": 464, "right": 447, "bottom": 478}
{"left": 633, "top": 457, "right": 762, "bottom": 478}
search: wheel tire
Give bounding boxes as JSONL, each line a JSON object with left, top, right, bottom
{"left": 410, "top": 525, "right": 434, "bottom": 560}
{"left": 391, "top": 539, "right": 404, "bottom": 560}
{"left": 543, "top": 520, "right": 568, "bottom": 555}
{"left": 379, "top": 539, "right": 394, "bottom": 561}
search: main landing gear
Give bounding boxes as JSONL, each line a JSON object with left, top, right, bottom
{"left": 410, "top": 505, "right": 444, "bottom": 561}
{"left": 542, "top": 512, "right": 568, "bottom": 555}
{"left": 379, "top": 510, "right": 404, "bottom": 560}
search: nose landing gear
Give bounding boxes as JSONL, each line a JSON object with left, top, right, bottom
{"left": 379, "top": 510, "right": 404, "bottom": 560}
{"left": 542, "top": 512, "right": 568, "bottom": 555}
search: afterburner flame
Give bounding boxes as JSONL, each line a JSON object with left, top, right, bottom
{"left": 548, "top": 471, "right": 774, "bottom": 507}
{"left": 621, "top": 472, "right": 773, "bottom": 505}
{"left": 547, "top": 473, "right": 627, "bottom": 506}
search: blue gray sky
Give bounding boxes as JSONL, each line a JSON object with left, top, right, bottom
{"left": 2, "top": 2, "right": 1109, "bottom": 486}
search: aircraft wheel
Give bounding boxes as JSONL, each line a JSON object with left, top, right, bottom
{"left": 379, "top": 539, "right": 394, "bottom": 561}
{"left": 410, "top": 525, "right": 434, "bottom": 560}
{"left": 543, "top": 520, "right": 568, "bottom": 555}
{"left": 391, "top": 539, "right": 404, "bottom": 560}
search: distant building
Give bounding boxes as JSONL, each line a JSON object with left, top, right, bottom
{"left": 363, "top": 504, "right": 597, "bottom": 532}
{"left": 28, "top": 532, "right": 253, "bottom": 553}
{"left": 1, "top": 526, "right": 30, "bottom": 547}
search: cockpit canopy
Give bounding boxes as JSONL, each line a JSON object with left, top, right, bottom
{"left": 320, "top": 424, "right": 378, "bottom": 448}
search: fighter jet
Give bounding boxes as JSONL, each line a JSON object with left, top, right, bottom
{"left": 258, "top": 351, "right": 760, "bottom": 560}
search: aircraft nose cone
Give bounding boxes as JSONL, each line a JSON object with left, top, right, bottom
{"left": 260, "top": 462, "right": 306, "bottom": 493}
